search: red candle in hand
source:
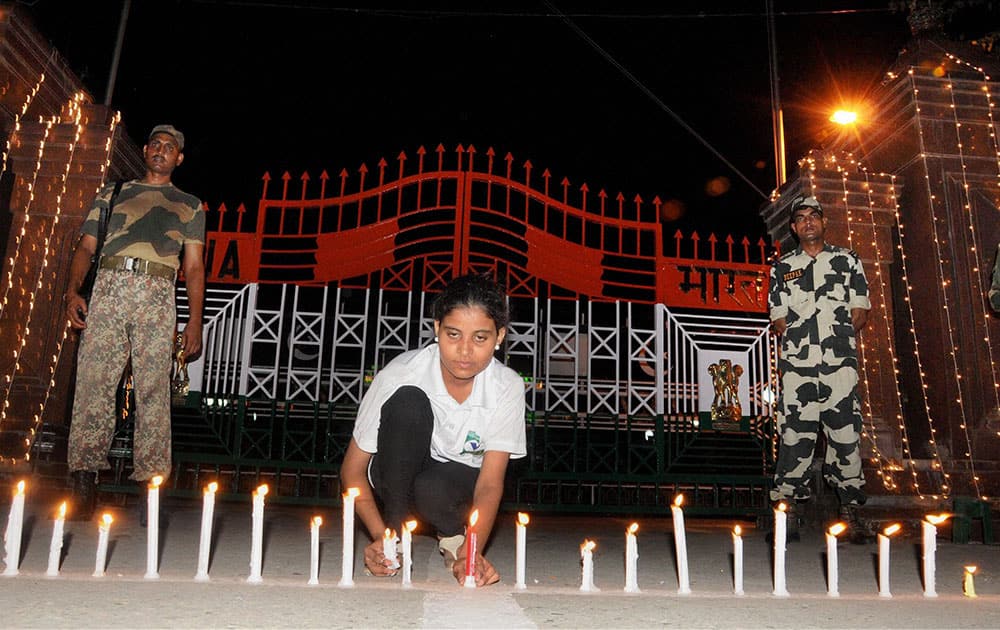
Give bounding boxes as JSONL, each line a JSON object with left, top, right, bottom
{"left": 464, "top": 509, "right": 479, "bottom": 587}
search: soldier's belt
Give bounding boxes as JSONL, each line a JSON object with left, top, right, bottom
{"left": 99, "top": 255, "right": 175, "bottom": 280}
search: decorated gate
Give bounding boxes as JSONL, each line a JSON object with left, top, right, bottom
{"left": 103, "top": 143, "right": 778, "bottom": 515}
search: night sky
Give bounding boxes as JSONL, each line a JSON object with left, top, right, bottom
{"left": 20, "top": 1, "right": 914, "bottom": 242}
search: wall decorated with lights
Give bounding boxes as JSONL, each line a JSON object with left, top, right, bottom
{"left": 763, "top": 41, "right": 1000, "bottom": 499}
{"left": 0, "top": 7, "right": 144, "bottom": 469}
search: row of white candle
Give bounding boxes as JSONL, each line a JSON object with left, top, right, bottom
{"left": 0, "top": 482, "right": 984, "bottom": 597}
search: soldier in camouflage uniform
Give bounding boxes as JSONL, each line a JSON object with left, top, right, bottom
{"left": 768, "top": 196, "right": 871, "bottom": 541}
{"left": 63, "top": 125, "right": 205, "bottom": 521}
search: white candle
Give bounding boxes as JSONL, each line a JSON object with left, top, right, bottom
{"left": 826, "top": 522, "right": 846, "bottom": 597}
{"left": 45, "top": 501, "right": 67, "bottom": 577}
{"left": 247, "top": 484, "right": 268, "bottom": 584}
{"left": 579, "top": 539, "right": 598, "bottom": 592}
{"left": 624, "top": 522, "right": 640, "bottom": 593}
{"left": 515, "top": 512, "right": 529, "bottom": 590}
{"left": 922, "top": 514, "right": 948, "bottom": 598}
{"left": 878, "top": 523, "right": 900, "bottom": 598}
{"left": 732, "top": 525, "right": 744, "bottom": 596}
{"left": 671, "top": 495, "right": 691, "bottom": 595}
{"left": 339, "top": 487, "right": 360, "bottom": 587}
{"left": 464, "top": 509, "right": 479, "bottom": 588}
{"left": 963, "top": 566, "right": 977, "bottom": 598}
{"left": 383, "top": 528, "right": 400, "bottom": 572}
{"left": 195, "top": 482, "right": 218, "bottom": 581}
{"left": 144, "top": 475, "right": 163, "bottom": 579}
{"left": 401, "top": 519, "right": 417, "bottom": 588}
{"left": 93, "top": 514, "right": 113, "bottom": 577}
{"left": 772, "top": 503, "right": 789, "bottom": 597}
{"left": 308, "top": 516, "right": 323, "bottom": 585}
{"left": 2, "top": 480, "right": 26, "bottom": 576}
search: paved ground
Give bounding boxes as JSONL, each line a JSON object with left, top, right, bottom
{"left": 1, "top": 490, "right": 999, "bottom": 629}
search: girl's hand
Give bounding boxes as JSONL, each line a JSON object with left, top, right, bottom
{"left": 451, "top": 551, "right": 500, "bottom": 586}
{"left": 363, "top": 539, "right": 397, "bottom": 576}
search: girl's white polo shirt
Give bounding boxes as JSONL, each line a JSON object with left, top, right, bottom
{"left": 352, "top": 344, "right": 527, "bottom": 468}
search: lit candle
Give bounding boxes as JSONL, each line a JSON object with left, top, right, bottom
{"left": 670, "top": 495, "right": 691, "bottom": 595}
{"left": 144, "top": 475, "right": 163, "bottom": 579}
{"left": 45, "top": 501, "right": 67, "bottom": 577}
{"left": 194, "top": 482, "right": 218, "bottom": 582}
{"left": 922, "top": 514, "right": 949, "bottom": 597}
{"left": 309, "top": 516, "right": 323, "bottom": 585}
{"left": 624, "top": 522, "right": 640, "bottom": 593}
{"left": 2, "top": 480, "right": 26, "bottom": 576}
{"left": 401, "top": 520, "right": 417, "bottom": 588}
{"left": 247, "top": 484, "right": 268, "bottom": 584}
{"left": 878, "top": 523, "right": 901, "bottom": 598}
{"left": 826, "top": 522, "right": 846, "bottom": 597}
{"left": 732, "top": 525, "right": 744, "bottom": 596}
{"left": 338, "top": 487, "right": 360, "bottom": 587}
{"left": 464, "top": 509, "right": 479, "bottom": 588}
{"left": 963, "top": 565, "right": 977, "bottom": 598}
{"left": 93, "top": 513, "right": 113, "bottom": 577}
{"left": 383, "top": 528, "right": 399, "bottom": 572}
{"left": 772, "top": 503, "right": 789, "bottom": 597}
{"left": 579, "top": 539, "right": 598, "bottom": 592}
{"left": 515, "top": 512, "right": 529, "bottom": 590}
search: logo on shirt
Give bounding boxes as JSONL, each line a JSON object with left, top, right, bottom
{"left": 462, "top": 431, "right": 484, "bottom": 455}
{"left": 783, "top": 269, "right": 804, "bottom": 281}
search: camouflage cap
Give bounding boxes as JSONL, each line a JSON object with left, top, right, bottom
{"left": 148, "top": 124, "right": 185, "bottom": 151}
{"left": 788, "top": 196, "right": 823, "bottom": 221}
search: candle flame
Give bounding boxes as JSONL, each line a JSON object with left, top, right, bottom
{"left": 627, "top": 522, "right": 639, "bottom": 535}
{"left": 673, "top": 494, "right": 684, "bottom": 507}
{"left": 965, "top": 565, "right": 977, "bottom": 574}
{"left": 312, "top": 516, "right": 323, "bottom": 527}
{"left": 101, "top": 513, "right": 113, "bottom": 526}
{"left": 777, "top": 502, "right": 787, "bottom": 513}
{"left": 206, "top": 482, "right": 218, "bottom": 493}
{"left": 150, "top": 475, "right": 163, "bottom": 488}
{"left": 344, "top": 487, "right": 360, "bottom": 499}
{"left": 517, "top": 512, "right": 530, "bottom": 526}
{"left": 926, "top": 513, "right": 950, "bottom": 525}
{"left": 829, "top": 522, "right": 847, "bottom": 537}
{"left": 57, "top": 501, "right": 66, "bottom": 519}
{"left": 405, "top": 519, "right": 417, "bottom": 532}
{"left": 883, "top": 523, "right": 901, "bottom": 536}
{"left": 15, "top": 480, "right": 25, "bottom": 495}
{"left": 469, "top": 509, "right": 479, "bottom": 527}
{"left": 383, "top": 528, "right": 396, "bottom": 540}
{"left": 581, "top": 539, "right": 596, "bottom": 552}
{"left": 734, "top": 525, "right": 742, "bottom": 536}
{"left": 256, "top": 484, "right": 269, "bottom": 497}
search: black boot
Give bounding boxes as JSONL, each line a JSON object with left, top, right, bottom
{"left": 70, "top": 471, "right": 97, "bottom": 521}
{"left": 840, "top": 504, "right": 876, "bottom": 544}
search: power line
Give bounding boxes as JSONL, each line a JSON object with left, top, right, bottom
{"left": 542, "top": 0, "right": 770, "bottom": 201}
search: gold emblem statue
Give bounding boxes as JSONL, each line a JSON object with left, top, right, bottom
{"left": 708, "top": 359, "right": 743, "bottom": 421}
{"left": 171, "top": 331, "right": 189, "bottom": 405}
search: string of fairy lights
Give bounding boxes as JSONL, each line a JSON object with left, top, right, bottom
{"left": 0, "top": 87, "right": 121, "bottom": 465}
{"left": 835, "top": 158, "right": 896, "bottom": 492}
{"left": 936, "top": 46, "right": 1000, "bottom": 421}
{"left": 862, "top": 169, "right": 912, "bottom": 494}
{"left": 0, "top": 73, "right": 47, "bottom": 322}
{"left": 903, "top": 68, "right": 961, "bottom": 498}
{"left": 944, "top": 78, "right": 986, "bottom": 496}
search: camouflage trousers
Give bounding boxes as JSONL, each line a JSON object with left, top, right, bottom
{"left": 68, "top": 270, "right": 176, "bottom": 481}
{"left": 769, "top": 358, "right": 866, "bottom": 506}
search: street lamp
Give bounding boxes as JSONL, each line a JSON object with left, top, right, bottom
{"left": 830, "top": 110, "right": 858, "bottom": 125}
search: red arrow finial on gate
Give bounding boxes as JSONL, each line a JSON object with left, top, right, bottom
{"left": 300, "top": 171, "right": 310, "bottom": 200}
{"left": 319, "top": 170, "right": 329, "bottom": 199}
